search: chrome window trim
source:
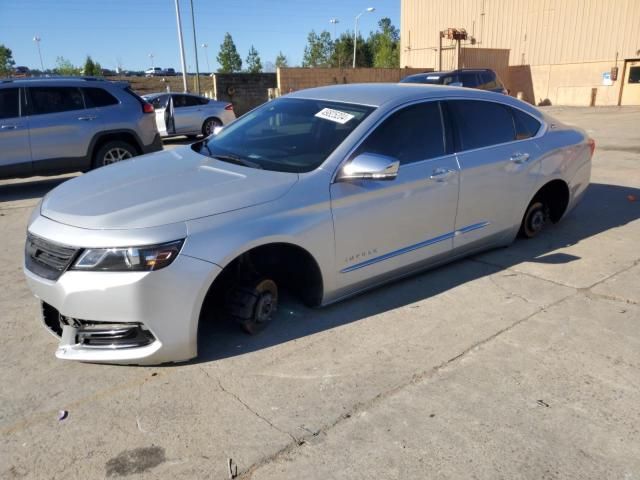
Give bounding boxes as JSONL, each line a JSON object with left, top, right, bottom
{"left": 445, "top": 98, "right": 547, "bottom": 156}
{"left": 330, "top": 96, "right": 547, "bottom": 183}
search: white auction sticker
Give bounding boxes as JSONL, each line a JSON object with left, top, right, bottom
{"left": 315, "top": 108, "right": 355, "bottom": 124}
{"left": 427, "top": 76, "right": 440, "bottom": 80}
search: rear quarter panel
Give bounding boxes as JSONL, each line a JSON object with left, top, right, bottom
{"left": 534, "top": 125, "right": 591, "bottom": 216}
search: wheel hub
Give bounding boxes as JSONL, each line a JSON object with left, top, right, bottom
{"left": 530, "top": 210, "right": 545, "bottom": 232}
{"left": 255, "top": 292, "right": 274, "bottom": 324}
{"left": 104, "top": 148, "right": 132, "bottom": 165}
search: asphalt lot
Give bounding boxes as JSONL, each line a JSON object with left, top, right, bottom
{"left": 1, "top": 107, "right": 639, "bottom": 479}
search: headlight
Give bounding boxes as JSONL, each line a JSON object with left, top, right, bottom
{"left": 71, "top": 240, "right": 184, "bottom": 272}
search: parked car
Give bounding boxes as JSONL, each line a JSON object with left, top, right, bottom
{"left": 13, "top": 66, "right": 30, "bottom": 78}
{"left": 400, "top": 68, "right": 508, "bottom": 94}
{"left": 0, "top": 77, "right": 161, "bottom": 179}
{"left": 142, "top": 92, "right": 235, "bottom": 139}
{"left": 145, "top": 67, "right": 163, "bottom": 77}
{"left": 24, "top": 83, "right": 593, "bottom": 365}
{"left": 164, "top": 68, "right": 176, "bottom": 76}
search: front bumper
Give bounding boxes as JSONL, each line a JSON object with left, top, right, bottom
{"left": 24, "top": 252, "right": 220, "bottom": 365}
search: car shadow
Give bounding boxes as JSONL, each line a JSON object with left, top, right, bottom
{"left": 0, "top": 176, "right": 74, "bottom": 203}
{"left": 195, "top": 182, "right": 640, "bottom": 364}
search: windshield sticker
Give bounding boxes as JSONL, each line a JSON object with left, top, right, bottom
{"left": 315, "top": 108, "right": 355, "bottom": 124}
{"left": 426, "top": 76, "right": 440, "bottom": 80}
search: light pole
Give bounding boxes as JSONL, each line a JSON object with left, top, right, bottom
{"left": 33, "top": 35, "right": 44, "bottom": 71}
{"left": 174, "top": 0, "right": 189, "bottom": 92}
{"left": 330, "top": 18, "right": 340, "bottom": 67}
{"left": 353, "top": 7, "right": 374, "bottom": 68}
{"left": 329, "top": 18, "right": 339, "bottom": 39}
{"left": 189, "top": 0, "right": 200, "bottom": 94}
{"left": 148, "top": 53, "right": 154, "bottom": 69}
{"left": 201, "top": 43, "right": 210, "bottom": 73}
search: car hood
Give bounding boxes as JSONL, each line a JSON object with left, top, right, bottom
{"left": 41, "top": 146, "right": 298, "bottom": 229}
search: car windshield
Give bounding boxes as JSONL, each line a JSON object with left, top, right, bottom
{"left": 198, "top": 98, "right": 375, "bottom": 173}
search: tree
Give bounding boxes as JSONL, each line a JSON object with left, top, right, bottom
{"left": 83, "top": 56, "right": 102, "bottom": 76}
{"left": 275, "top": 51, "right": 288, "bottom": 69}
{"left": 55, "top": 56, "right": 80, "bottom": 76}
{"left": 245, "top": 45, "right": 262, "bottom": 73}
{"left": 367, "top": 18, "right": 400, "bottom": 68}
{"left": 0, "top": 44, "right": 16, "bottom": 77}
{"left": 330, "top": 32, "right": 372, "bottom": 68}
{"left": 217, "top": 33, "right": 242, "bottom": 73}
{"left": 302, "top": 30, "right": 332, "bottom": 68}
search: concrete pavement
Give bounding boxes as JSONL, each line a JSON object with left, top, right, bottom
{"left": 1, "top": 107, "right": 639, "bottom": 479}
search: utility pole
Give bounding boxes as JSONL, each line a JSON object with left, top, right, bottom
{"left": 189, "top": 0, "right": 200, "bottom": 95}
{"left": 174, "top": 0, "right": 189, "bottom": 92}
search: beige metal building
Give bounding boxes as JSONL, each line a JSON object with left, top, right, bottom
{"left": 400, "top": 0, "right": 640, "bottom": 106}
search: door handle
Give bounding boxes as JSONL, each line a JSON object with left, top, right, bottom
{"left": 78, "top": 116, "right": 97, "bottom": 121}
{"left": 510, "top": 152, "right": 530, "bottom": 164}
{"left": 430, "top": 167, "right": 456, "bottom": 181}
{"left": 0, "top": 124, "right": 19, "bottom": 130}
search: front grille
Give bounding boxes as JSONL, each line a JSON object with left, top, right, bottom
{"left": 25, "top": 233, "right": 79, "bottom": 281}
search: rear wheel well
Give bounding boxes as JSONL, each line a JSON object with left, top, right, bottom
{"left": 92, "top": 132, "right": 142, "bottom": 159}
{"left": 198, "top": 243, "right": 324, "bottom": 326}
{"left": 530, "top": 179, "right": 570, "bottom": 223}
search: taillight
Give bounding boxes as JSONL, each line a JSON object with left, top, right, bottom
{"left": 587, "top": 138, "right": 596, "bottom": 157}
{"left": 224, "top": 103, "right": 234, "bottom": 111}
{"left": 143, "top": 102, "right": 154, "bottom": 114}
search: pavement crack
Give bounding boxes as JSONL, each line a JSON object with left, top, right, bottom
{"left": 487, "top": 274, "right": 534, "bottom": 305}
{"left": 199, "top": 367, "right": 299, "bottom": 445}
{"left": 238, "top": 292, "right": 577, "bottom": 479}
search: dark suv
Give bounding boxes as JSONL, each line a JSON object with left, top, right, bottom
{"left": 0, "top": 77, "right": 162, "bottom": 179}
{"left": 400, "top": 68, "right": 508, "bottom": 94}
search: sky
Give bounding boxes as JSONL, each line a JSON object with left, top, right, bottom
{"left": 0, "top": 0, "right": 399, "bottom": 72}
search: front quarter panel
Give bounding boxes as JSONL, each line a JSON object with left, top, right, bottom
{"left": 183, "top": 170, "right": 336, "bottom": 302}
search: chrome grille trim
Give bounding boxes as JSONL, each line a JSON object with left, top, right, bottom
{"left": 25, "top": 233, "right": 79, "bottom": 281}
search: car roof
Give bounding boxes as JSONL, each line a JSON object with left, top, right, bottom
{"left": 0, "top": 77, "right": 127, "bottom": 87}
{"left": 285, "top": 82, "right": 540, "bottom": 117}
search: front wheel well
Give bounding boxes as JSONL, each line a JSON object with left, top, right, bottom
{"left": 530, "top": 179, "right": 570, "bottom": 223}
{"left": 198, "top": 243, "right": 324, "bottom": 325}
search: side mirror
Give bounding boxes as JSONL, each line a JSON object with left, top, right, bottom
{"left": 338, "top": 153, "right": 399, "bottom": 181}
{"left": 449, "top": 82, "right": 463, "bottom": 87}
{"left": 212, "top": 125, "right": 224, "bottom": 136}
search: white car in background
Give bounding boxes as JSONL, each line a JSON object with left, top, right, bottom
{"left": 143, "top": 92, "right": 236, "bottom": 139}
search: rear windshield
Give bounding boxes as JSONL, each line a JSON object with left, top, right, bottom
{"left": 199, "top": 98, "right": 375, "bottom": 173}
{"left": 401, "top": 75, "right": 445, "bottom": 85}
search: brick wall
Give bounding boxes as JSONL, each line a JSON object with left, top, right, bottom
{"left": 277, "top": 67, "right": 432, "bottom": 93}
{"left": 122, "top": 75, "right": 213, "bottom": 96}
{"left": 213, "top": 73, "right": 277, "bottom": 115}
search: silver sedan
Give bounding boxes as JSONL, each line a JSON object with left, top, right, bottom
{"left": 143, "top": 92, "right": 236, "bottom": 139}
{"left": 24, "top": 83, "right": 592, "bottom": 364}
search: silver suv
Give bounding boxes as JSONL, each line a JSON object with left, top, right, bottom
{"left": 0, "top": 77, "right": 162, "bottom": 179}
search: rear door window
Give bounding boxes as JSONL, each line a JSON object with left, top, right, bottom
{"left": 459, "top": 72, "right": 479, "bottom": 87}
{"left": 447, "top": 100, "right": 516, "bottom": 151}
{"left": 172, "top": 94, "right": 188, "bottom": 108}
{"left": 355, "top": 101, "right": 446, "bottom": 165}
{"left": 29, "top": 87, "right": 84, "bottom": 115}
{"left": 0, "top": 88, "right": 20, "bottom": 119}
{"left": 83, "top": 87, "right": 119, "bottom": 108}
{"left": 182, "top": 96, "right": 201, "bottom": 107}
{"left": 512, "top": 108, "right": 541, "bottom": 139}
